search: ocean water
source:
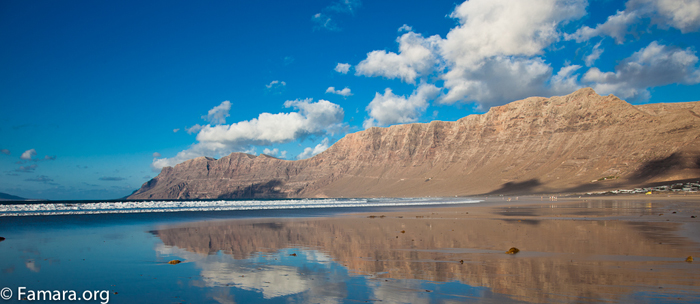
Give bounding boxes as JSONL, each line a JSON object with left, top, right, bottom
{"left": 0, "top": 197, "right": 481, "bottom": 217}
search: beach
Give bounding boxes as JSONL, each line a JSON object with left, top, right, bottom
{"left": 0, "top": 196, "right": 699, "bottom": 303}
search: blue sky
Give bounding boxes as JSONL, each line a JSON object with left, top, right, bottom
{"left": 1, "top": 0, "right": 699, "bottom": 200}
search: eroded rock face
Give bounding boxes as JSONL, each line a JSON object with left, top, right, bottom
{"left": 129, "top": 88, "right": 700, "bottom": 199}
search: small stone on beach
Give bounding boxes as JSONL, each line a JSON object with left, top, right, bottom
{"left": 168, "top": 260, "right": 181, "bottom": 265}
{"left": 686, "top": 256, "right": 693, "bottom": 263}
{"left": 506, "top": 247, "right": 520, "bottom": 254}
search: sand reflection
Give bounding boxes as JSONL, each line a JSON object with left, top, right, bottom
{"left": 153, "top": 201, "right": 700, "bottom": 303}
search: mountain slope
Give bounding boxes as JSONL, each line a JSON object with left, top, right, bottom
{"left": 129, "top": 88, "right": 700, "bottom": 199}
{"left": 0, "top": 192, "right": 26, "bottom": 201}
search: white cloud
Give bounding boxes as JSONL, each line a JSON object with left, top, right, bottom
{"left": 20, "top": 149, "right": 37, "bottom": 160}
{"left": 431, "top": 0, "right": 588, "bottom": 106}
{"left": 262, "top": 148, "right": 287, "bottom": 159}
{"left": 650, "top": 0, "right": 700, "bottom": 32}
{"left": 173, "top": 128, "right": 180, "bottom": 133}
{"left": 439, "top": 56, "right": 554, "bottom": 106}
{"left": 550, "top": 64, "right": 584, "bottom": 95}
{"left": 334, "top": 63, "right": 351, "bottom": 74}
{"left": 442, "top": 0, "right": 587, "bottom": 69}
{"left": 265, "top": 80, "right": 287, "bottom": 91}
{"left": 325, "top": 86, "right": 353, "bottom": 96}
{"left": 153, "top": 152, "right": 161, "bottom": 158}
{"left": 313, "top": 0, "right": 361, "bottom": 31}
{"left": 1, "top": 149, "right": 10, "bottom": 155}
{"left": 202, "top": 100, "right": 231, "bottom": 125}
{"left": 312, "top": 13, "right": 338, "bottom": 31}
{"left": 585, "top": 42, "right": 604, "bottom": 67}
{"left": 566, "top": 0, "right": 700, "bottom": 43}
{"left": 398, "top": 24, "right": 413, "bottom": 32}
{"left": 356, "top": 31, "right": 442, "bottom": 84}
{"left": 364, "top": 84, "right": 439, "bottom": 128}
{"left": 186, "top": 124, "right": 204, "bottom": 134}
{"left": 582, "top": 41, "right": 700, "bottom": 100}
{"left": 153, "top": 100, "right": 344, "bottom": 170}
{"left": 297, "top": 138, "right": 330, "bottom": 159}
{"left": 565, "top": 10, "right": 638, "bottom": 43}
{"left": 354, "top": 0, "right": 588, "bottom": 107}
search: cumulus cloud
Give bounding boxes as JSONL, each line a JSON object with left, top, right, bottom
{"left": 354, "top": 0, "right": 590, "bottom": 107}
{"left": 99, "top": 177, "right": 125, "bottom": 181}
{"left": 202, "top": 100, "right": 231, "bottom": 125}
{"left": 20, "top": 149, "right": 37, "bottom": 160}
{"left": 325, "top": 86, "right": 353, "bottom": 96}
{"left": 153, "top": 99, "right": 344, "bottom": 170}
{"left": 262, "top": 148, "right": 287, "bottom": 159}
{"left": 153, "top": 152, "right": 161, "bottom": 158}
{"left": 173, "top": 128, "right": 180, "bottom": 133}
{"left": 440, "top": 57, "right": 556, "bottom": 106}
{"left": 434, "top": 0, "right": 588, "bottom": 105}
{"left": 442, "top": 0, "right": 586, "bottom": 69}
{"left": 297, "top": 138, "right": 330, "bottom": 159}
{"left": 25, "top": 175, "right": 52, "bottom": 183}
{"left": 565, "top": 9, "right": 639, "bottom": 43}
{"left": 334, "top": 63, "right": 351, "bottom": 74}
{"left": 16, "top": 164, "right": 38, "bottom": 173}
{"left": 1, "top": 149, "right": 9, "bottom": 155}
{"left": 44, "top": 155, "right": 56, "bottom": 160}
{"left": 582, "top": 41, "right": 700, "bottom": 100}
{"left": 356, "top": 31, "right": 441, "bottom": 84}
{"left": 585, "top": 42, "right": 604, "bottom": 67}
{"left": 364, "top": 84, "right": 440, "bottom": 128}
{"left": 566, "top": 0, "right": 700, "bottom": 43}
{"left": 398, "top": 24, "right": 413, "bottom": 32}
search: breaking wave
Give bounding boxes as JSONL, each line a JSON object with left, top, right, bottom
{"left": 0, "top": 197, "right": 481, "bottom": 216}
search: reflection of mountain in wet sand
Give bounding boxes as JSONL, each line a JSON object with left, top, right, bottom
{"left": 154, "top": 204, "right": 700, "bottom": 303}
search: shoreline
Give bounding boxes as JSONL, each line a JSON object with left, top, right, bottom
{"left": 1, "top": 196, "right": 698, "bottom": 303}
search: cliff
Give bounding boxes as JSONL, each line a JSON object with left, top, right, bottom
{"left": 129, "top": 88, "right": 700, "bottom": 199}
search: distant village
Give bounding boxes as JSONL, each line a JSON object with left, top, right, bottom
{"left": 587, "top": 181, "right": 700, "bottom": 195}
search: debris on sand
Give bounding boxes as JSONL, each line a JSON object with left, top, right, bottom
{"left": 686, "top": 256, "right": 693, "bottom": 263}
{"left": 290, "top": 253, "right": 297, "bottom": 256}
{"left": 401, "top": 230, "right": 405, "bottom": 233}
{"left": 168, "top": 260, "right": 181, "bottom": 265}
{"left": 506, "top": 247, "right": 520, "bottom": 254}
{"left": 459, "top": 260, "right": 464, "bottom": 264}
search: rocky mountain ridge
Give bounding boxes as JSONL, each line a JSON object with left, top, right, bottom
{"left": 129, "top": 88, "right": 700, "bottom": 199}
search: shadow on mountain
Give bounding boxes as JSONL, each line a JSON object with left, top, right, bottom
{"left": 218, "top": 180, "right": 286, "bottom": 199}
{"left": 485, "top": 179, "right": 541, "bottom": 195}
{"left": 631, "top": 153, "right": 683, "bottom": 181}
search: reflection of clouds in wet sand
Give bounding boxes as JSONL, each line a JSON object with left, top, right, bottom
{"left": 368, "top": 280, "right": 430, "bottom": 304}
{"left": 25, "top": 259, "right": 40, "bottom": 272}
{"left": 156, "top": 244, "right": 336, "bottom": 300}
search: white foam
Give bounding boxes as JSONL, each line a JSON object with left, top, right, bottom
{"left": 0, "top": 198, "right": 481, "bottom": 217}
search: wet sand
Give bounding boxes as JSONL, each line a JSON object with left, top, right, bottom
{"left": 155, "top": 196, "right": 700, "bottom": 303}
{"left": 1, "top": 196, "right": 699, "bottom": 303}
